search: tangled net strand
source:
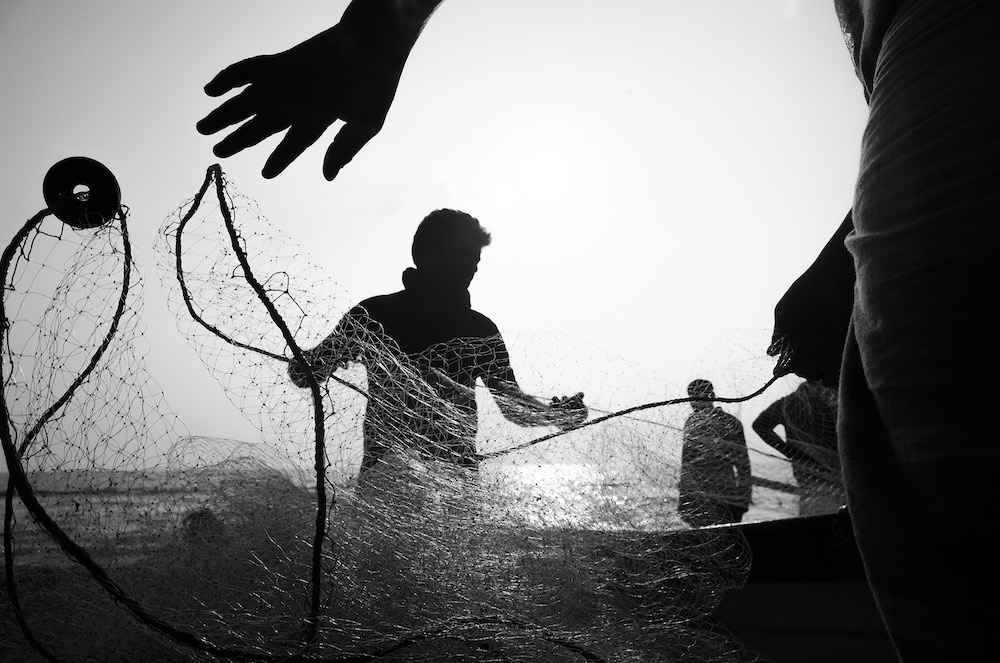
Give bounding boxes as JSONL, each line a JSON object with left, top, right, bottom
{"left": 2, "top": 164, "right": 846, "bottom": 662}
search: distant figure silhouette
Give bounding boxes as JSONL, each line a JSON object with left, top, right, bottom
{"left": 289, "top": 209, "right": 586, "bottom": 476}
{"left": 678, "top": 379, "right": 752, "bottom": 527}
{"left": 752, "top": 380, "right": 845, "bottom": 517}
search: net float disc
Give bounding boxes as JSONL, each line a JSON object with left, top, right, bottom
{"left": 42, "top": 157, "right": 121, "bottom": 229}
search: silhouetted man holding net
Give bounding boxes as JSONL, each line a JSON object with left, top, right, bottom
{"left": 200, "top": 2, "right": 1000, "bottom": 659}
{"left": 752, "top": 380, "right": 845, "bottom": 517}
{"left": 289, "top": 209, "right": 586, "bottom": 477}
{"left": 678, "top": 379, "right": 752, "bottom": 527}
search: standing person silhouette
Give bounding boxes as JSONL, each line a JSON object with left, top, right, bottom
{"left": 678, "top": 379, "right": 752, "bottom": 527}
{"left": 289, "top": 209, "right": 586, "bottom": 477}
{"left": 201, "top": 2, "right": 1000, "bottom": 659}
{"left": 752, "top": 380, "right": 845, "bottom": 517}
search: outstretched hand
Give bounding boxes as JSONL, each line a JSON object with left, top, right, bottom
{"left": 197, "top": 2, "right": 430, "bottom": 180}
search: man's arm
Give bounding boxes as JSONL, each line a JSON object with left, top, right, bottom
{"left": 732, "top": 426, "right": 753, "bottom": 495}
{"left": 198, "top": 0, "right": 444, "bottom": 180}
{"left": 751, "top": 397, "right": 812, "bottom": 465}
{"left": 288, "top": 306, "right": 369, "bottom": 388}
{"left": 489, "top": 379, "right": 588, "bottom": 430}
{"left": 473, "top": 335, "right": 588, "bottom": 430}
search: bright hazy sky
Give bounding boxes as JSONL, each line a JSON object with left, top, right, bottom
{"left": 0, "top": 1, "right": 868, "bottom": 459}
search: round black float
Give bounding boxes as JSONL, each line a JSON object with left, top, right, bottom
{"left": 42, "top": 157, "right": 121, "bottom": 229}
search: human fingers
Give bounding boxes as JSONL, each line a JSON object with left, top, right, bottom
{"left": 323, "top": 120, "right": 381, "bottom": 181}
{"left": 767, "top": 334, "right": 795, "bottom": 375}
{"left": 262, "top": 122, "right": 329, "bottom": 179}
{"left": 203, "top": 56, "right": 267, "bottom": 97}
{"left": 196, "top": 92, "right": 258, "bottom": 136}
{"left": 774, "top": 334, "right": 842, "bottom": 383}
{"left": 212, "top": 115, "right": 292, "bottom": 159}
{"left": 766, "top": 340, "right": 781, "bottom": 357}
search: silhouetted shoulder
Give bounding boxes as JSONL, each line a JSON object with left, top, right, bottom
{"left": 463, "top": 308, "right": 501, "bottom": 336}
{"left": 356, "top": 290, "right": 407, "bottom": 317}
{"left": 354, "top": 290, "right": 501, "bottom": 356}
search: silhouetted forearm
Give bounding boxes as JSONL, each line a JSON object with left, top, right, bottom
{"left": 491, "top": 381, "right": 587, "bottom": 430}
{"left": 288, "top": 313, "right": 365, "bottom": 387}
{"left": 337, "top": 0, "right": 445, "bottom": 55}
{"left": 752, "top": 405, "right": 812, "bottom": 465}
{"left": 735, "top": 445, "right": 752, "bottom": 493}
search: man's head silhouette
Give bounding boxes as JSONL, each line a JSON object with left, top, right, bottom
{"left": 411, "top": 209, "right": 491, "bottom": 288}
{"left": 687, "top": 379, "right": 715, "bottom": 412}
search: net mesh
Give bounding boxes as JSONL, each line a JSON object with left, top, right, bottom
{"left": 2, "top": 165, "right": 846, "bottom": 662}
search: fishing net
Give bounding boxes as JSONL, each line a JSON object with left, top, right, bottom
{"left": 2, "top": 164, "right": 846, "bottom": 662}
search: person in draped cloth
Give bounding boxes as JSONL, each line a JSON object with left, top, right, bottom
{"left": 288, "top": 208, "right": 587, "bottom": 477}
